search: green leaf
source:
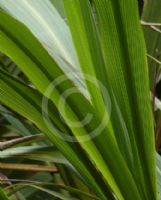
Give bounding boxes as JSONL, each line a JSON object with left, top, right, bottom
{"left": 7, "top": 184, "right": 77, "bottom": 200}
{"left": 0, "top": 105, "right": 38, "bottom": 136}
{"left": 0, "top": 145, "right": 70, "bottom": 166}
{"left": 0, "top": 1, "right": 158, "bottom": 200}
{"left": 91, "top": 0, "right": 157, "bottom": 199}
{"left": 50, "top": 0, "right": 66, "bottom": 18}
{"left": 64, "top": 0, "right": 133, "bottom": 176}
{"left": 0, "top": 10, "right": 124, "bottom": 200}
{"left": 0, "top": 69, "right": 108, "bottom": 199}
{"left": 61, "top": 0, "right": 158, "bottom": 199}
{"left": 0, "top": 188, "right": 10, "bottom": 200}
{"left": 0, "top": 0, "right": 87, "bottom": 96}
{"left": 5, "top": 182, "right": 99, "bottom": 200}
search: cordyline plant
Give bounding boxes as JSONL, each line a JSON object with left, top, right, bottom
{"left": 0, "top": 0, "right": 160, "bottom": 200}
